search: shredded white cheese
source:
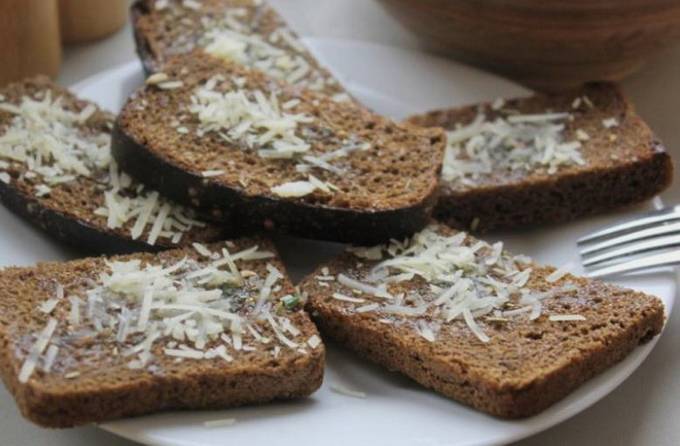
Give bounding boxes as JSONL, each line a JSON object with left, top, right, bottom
{"left": 549, "top": 314, "right": 586, "bottom": 322}
{"left": 189, "top": 75, "right": 313, "bottom": 160}
{"left": 17, "top": 243, "right": 309, "bottom": 379}
{"left": 602, "top": 117, "right": 619, "bottom": 129}
{"left": 0, "top": 91, "right": 207, "bottom": 245}
{"left": 271, "top": 180, "right": 316, "bottom": 198}
{"left": 442, "top": 106, "right": 585, "bottom": 184}
{"left": 330, "top": 384, "right": 366, "bottom": 399}
{"left": 333, "top": 224, "right": 583, "bottom": 343}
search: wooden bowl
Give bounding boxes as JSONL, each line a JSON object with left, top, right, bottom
{"left": 376, "top": 0, "right": 680, "bottom": 91}
{"left": 59, "top": 0, "right": 127, "bottom": 44}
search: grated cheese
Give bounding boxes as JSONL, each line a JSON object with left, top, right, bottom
{"left": 0, "top": 91, "right": 207, "bottom": 245}
{"left": 331, "top": 292, "right": 365, "bottom": 304}
{"left": 271, "top": 180, "right": 316, "bottom": 198}
{"left": 442, "top": 106, "right": 585, "bottom": 184}
{"left": 307, "top": 334, "right": 322, "bottom": 349}
{"left": 201, "top": 169, "right": 225, "bottom": 177}
{"left": 546, "top": 262, "right": 574, "bottom": 283}
{"left": 602, "top": 117, "right": 619, "bottom": 129}
{"left": 330, "top": 384, "right": 366, "bottom": 399}
{"left": 336, "top": 224, "right": 584, "bottom": 343}
{"left": 189, "top": 76, "right": 313, "bottom": 160}
{"left": 549, "top": 314, "right": 586, "bottom": 322}
{"left": 198, "top": 11, "right": 342, "bottom": 98}
{"left": 18, "top": 318, "right": 58, "bottom": 383}
{"left": 18, "top": 243, "right": 309, "bottom": 379}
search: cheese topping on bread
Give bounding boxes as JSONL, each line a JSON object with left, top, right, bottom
{"left": 318, "top": 224, "right": 583, "bottom": 343}
{"left": 148, "top": 0, "right": 348, "bottom": 100}
{"left": 0, "top": 90, "right": 206, "bottom": 245}
{"left": 17, "top": 242, "right": 315, "bottom": 383}
{"left": 179, "top": 73, "right": 370, "bottom": 196}
{"left": 443, "top": 106, "right": 585, "bottom": 184}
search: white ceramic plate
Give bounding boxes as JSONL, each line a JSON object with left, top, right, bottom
{"left": 0, "top": 38, "right": 673, "bottom": 446}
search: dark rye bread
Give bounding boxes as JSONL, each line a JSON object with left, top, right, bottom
{"left": 131, "top": 0, "right": 349, "bottom": 99}
{"left": 407, "top": 83, "right": 673, "bottom": 232}
{"left": 113, "top": 52, "right": 445, "bottom": 245}
{"left": 0, "top": 77, "right": 226, "bottom": 254}
{"left": 0, "top": 238, "right": 324, "bottom": 427}
{"left": 301, "top": 224, "right": 665, "bottom": 418}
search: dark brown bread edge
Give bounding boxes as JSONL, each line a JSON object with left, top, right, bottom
{"left": 308, "top": 296, "right": 664, "bottom": 418}
{"left": 435, "top": 144, "right": 673, "bottom": 232}
{"left": 111, "top": 123, "right": 440, "bottom": 245}
{"left": 0, "top": 243, "right": 324, "bottom": 427}
{"left": 0, "top": 179, "right": 167, "bottom": 255}
{"left": 130, "top": 0, "right": 158, "bottom": 76}
{"left": 2, "top": 350, "right": 323, "bottom": 428}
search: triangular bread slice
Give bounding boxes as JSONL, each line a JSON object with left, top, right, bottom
{"left": 112, "top": 52, "right": 445, "bottom": 245}
{"left": 0, "top": 76, "right": 226, "bottom": 253}
{"left": 300, "top": 223, "right": 664, "bottom": 418}
{"left": 0, "top": 238, "right": 324, "bottom": 427}
{"left": 131, "top": 0, "right": 350, "bottom": 101}
{"left": 407, "top": 83, "right": 673, "bottom": 232}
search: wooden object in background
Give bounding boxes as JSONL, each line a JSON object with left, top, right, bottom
{"left": 376, "top": 0, "right": 680, "bottom": 91}
{"left": 59, "top": 0, "right": 127, "bottom": 44}
{"left": 0, "top": 0, "right": 61, "bottom": 86}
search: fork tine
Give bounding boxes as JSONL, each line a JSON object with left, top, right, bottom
{"left": 579, "top": 221, "right": 680, "bottom": 256}
{"left": 578, "top": 205, "right": 680, "bottom": 245}
{"left": 585, "top": 250, "right": 680, "bottom": 278}
{"left": 581, "top": 234, "right": 680, "bottom": 266}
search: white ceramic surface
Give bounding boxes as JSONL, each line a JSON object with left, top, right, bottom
{"left": 0, "top": 38, "right": 672, "bottom": 446}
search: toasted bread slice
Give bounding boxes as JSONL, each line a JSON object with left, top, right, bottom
{"left": 0, "top": 238, "right": 324, "bottom": 427}
{"left": 0, "top": 76, "right": 226, "bottom": 253}
{"left": 131, "top": 0, "right": 350, "bottom": 101}
{"left": 301, "top": 223, "right": 665, "bottom": 418}
{"left": 112, "top": 52, "right": 445, "bottom": 245}
{"left": 407, "top": 83, "right": 673, "bottom": 232}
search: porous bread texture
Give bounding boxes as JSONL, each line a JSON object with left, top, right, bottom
{"left": 407, "top": 83, "right": 673, "bottom": 232}
{"left": 0, "top": 76, "right": 225, "bottom": 253}
{"left": 131, "top": 0, "right": 348, "bottom": 98}
{"left": 0, "top": 239, "right": 324, "bottom": 427}
{"left": 113, "top": 52, "right": 445, "bottom": 244}
{"left": 301, "top": 224, "right": 665, "bottom": 418}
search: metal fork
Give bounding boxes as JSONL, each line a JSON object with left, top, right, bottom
{"left": 578, "top": 205, "right": 680, "bottom": 278}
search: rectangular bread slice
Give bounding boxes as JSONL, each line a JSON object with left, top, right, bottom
{"left": 300, "top": 223, "right": 665, "bottom": 418}
{"left": 0, "top": 238, "right": 324, "bottom": 427}
{"left": 407, "top": 83, "right": 673, "bottom": 232}
{"left": 112, "top": 52, "right": 445, "bottom": 245}
{"left": 131, "top": 0, "right": 350, "bottom": 101}
{"left": 0, "top": 76, "right": 227, "bottom": 253}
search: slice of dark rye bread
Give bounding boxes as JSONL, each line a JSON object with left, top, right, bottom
{"left": 407, "top": 83, "right": 673, "bottom": 232}
{"left": 300, "top": 223, "right": 665, "bottom": 418}
{"left": 0, "top": 76, "right": 226, "bottom": 254}
{"left": 131, "top": 0, "right": 350, "bottom": 100}
{"left": 0, "top": 238, "right": 324, "bottom": 427}
{"left": 112, "top": 52, "right": 445, "bottom": 245}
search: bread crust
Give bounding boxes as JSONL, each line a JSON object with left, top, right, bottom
{"left": 309, "top": 295, "right": 662, "bottom": 418}
{"left": 130, "top": 0, "right": 158, "bottom": 76}
{"left": 301, "top": 226, "right": 666, "bottom": 418}
{"left": 112, "top": 53, "right": 444, "bottom": 245}
{"left": 0, "top": 76, "right": 228, "bottom": 253}
{"left": 111, "top": 124, "right": 440, "bottom": 245}
{"left": 408, "top": 83, "right": 674, "bottom": 231}
{"left": 0, "top": 240, "right": 324, "bottom": 427}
